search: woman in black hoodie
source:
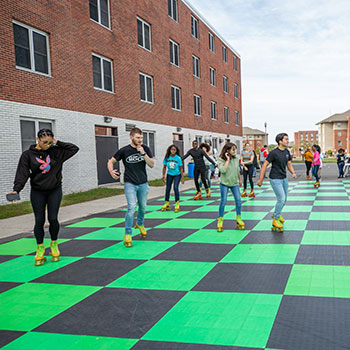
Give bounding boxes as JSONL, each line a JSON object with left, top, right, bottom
{"left": 7, "top": 129, "right": 79, "bottom": 266}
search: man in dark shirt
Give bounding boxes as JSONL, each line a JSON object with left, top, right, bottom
{"left": 257, "top": 133, "right": 296, "bottom": 232}
{"left": 182, "top": 140, "right": 216, "bottom": 199}
{"left": 107, "top": 127, "right": 154, "bottom": 247}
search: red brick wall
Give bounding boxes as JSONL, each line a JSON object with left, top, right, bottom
{"left": 0, "top": 0, "right": 242, "bottom": 136}
{"left": 294, "top": 130, "right": 318, "bottom": 156}
{"left": 333, "top": 129, "right": 347, "bottom": 150}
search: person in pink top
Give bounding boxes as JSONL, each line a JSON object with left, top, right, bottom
{"left": 312, "top": 144, "right": 321, "bottom": 187}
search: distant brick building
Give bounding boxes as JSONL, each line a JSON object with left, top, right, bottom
{"left": 0, "top": 0, "right": 242, "bottom": 204}
{"left": 294, "top": 130, "right": 319, "bottom": 157}
{"left": 242, "top": 127, "right": 268, "bottom": 151}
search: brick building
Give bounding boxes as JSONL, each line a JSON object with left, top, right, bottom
{"left": 242, "top": 127, "right": 268, "bottom": 151}
{"left": 0, "top": 0, "right": 242, "bottom": 204}
{"left": 294, "top": 130, "right": 319, "bottom": 157}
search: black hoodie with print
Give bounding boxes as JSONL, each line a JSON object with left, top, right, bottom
{"left": 13, "top": 141, "right": 79, "bottom": 193}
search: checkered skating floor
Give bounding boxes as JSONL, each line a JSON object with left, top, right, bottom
{"left": 1, "top": 181, "right": 350, "bottom": 349}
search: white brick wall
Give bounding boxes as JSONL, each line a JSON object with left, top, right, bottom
{"left": 0, "top": 99, "right": 242, "bottom": 205}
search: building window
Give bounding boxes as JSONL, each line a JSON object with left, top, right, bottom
{"left": 222, "top": 46, "right": 227, "bottom": 63}
{"left": 143, "top": 131, "right": 155, "bottom": 156}
{"left": 137, "top": 18, "right": 151, "bottom": 51}
{"left": 337, "top": 123, "right": 342, "bottom": 127}
{"left": 235, "top": 111, "right": 239, "bottom": 125}
{"left": 171, "top": 85, "right": 181, "bottom": 111}
{"left": 192, "top": 55, "right": 200, "bottom": 78}
{"left": 209, "top": 32, "right": 214, "bottom": 52}
{"left": 20, "top": 118, "right": 53, "bottom": 151}
{"left": 92, "top": 53, "right": 113, "bottom": 92}
{"left": 196, "top": 136, "right": 203, "bottom": 144}
{"left": 338, "top": 132, "right": 342, "bottom": 137}
{"left": 211, "top": 101, "right": 217, "bottom": 120}
{"left": 234, "top": 83, "right": 239, "bottom": 98}
{"left": 210, "top": 67, "right": 216, "bottom": 86}
{"left": 224, "top": 107, "right": 229, "bottom": 123}
{"left": 212, "top": 137, "right": 218, "bottom": 152}
{"left": 13, "top": 21, "right": 50, "bottom": 76}
{"left": 338, "top": 140, "right": 342, "bottom": 146}
{"left": 233, "top": 56, "right": 238, "bottom": 71}
{"left": 89, "top": 0, "right": 110, "bottom": 28}
{"left": 168, "top": 0, "right": 178, "bottom": 21}
{"left": 169, "top": 39, "right": 179, "bottom": 66}
{"left": 194, "top": 94, "right": 201, "bottom": 116}
{"left": 223, "top": 76, "right": 228, "bottom": 93}
{"left": 139, "top": 72, "right": 153, "bottom": 103}
{"left": 191, "top": 16, "right": 199, "bottom": 39}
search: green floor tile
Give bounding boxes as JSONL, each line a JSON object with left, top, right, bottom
{"left": 67, "top": 218, "right": 125, "bottom": 228}
{"left": 0, "top": 238, "right": 69, "bottom": 256}
{"left": 316, "top": 192, "right": 347, "bottom": 197}
{"left": 221, "top": 244, "right": 299, "bottom": 264}
{"left": 2, "top": 332, "right": 138, "bottom": 350}
{"left": 225, "top": 211, "right": 267, "bottom": 220}
{"left": 89, "top": 240, "right": 176, "bottom": 260}
{"left": 281, "top": 206, "right": 312, "bottom": 212}
{"left": 301, "top": 230, "right": 350, "bottom": 245}
{"left": 144, "top": 211, "right": 188, "bottom": 219}
{"left": 0, "top": 255, "right": 82, "bottom": 282}
{"left": 108, "top": 260, "right": 216, "bottom": 291}
{"left": 143, "top": 291, "right": 282, "bottom": 348}
{"left": 313, "top": 200, "right": 350, "bottom": 206}
{"left": 309, "top": 212, "right": 350, "bottom": 220}
{"left": 155, "top": 218, "right": 214, "bottom": 230}
{"left": 252, "top": 220, "right": 307, "bottom": 231}
{"left": 289, "top": 189, "right": 318, "bottom": 193}
{"left": 0, "top": 283, "right": 100, "bottom": 331}
{"left": 182, "top": 229, "right": 249, "bottom": 244}
{"left": 285, "top": 264, "right": 350, "bottom": 298}
{"left": 76, "top": 227, "right": 126, "bottom": 240}
{"left": 178, "top": 200, "right": 215, "bottom": 206}
{"left": 285, "top": 196, "right": 316, "bottom": 201}
{"left": 193, "top": 206, "right": 222, "bottom": 212}
{"left": 243, "top": 200, "right": 276, "bottom": 206}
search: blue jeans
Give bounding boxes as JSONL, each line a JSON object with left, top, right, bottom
{"left": 338, "top": 162, "right": 344, "bottom": 177}
{"left": 219, "top": 184, "right": 242, "bottom": 217}
{"left": 270, "top": 178, "right": 288, "bottom": 218}
{"left": 312, "top": 165, "right": 320, "bottom": 182}
{"left": 124, "top": 182, "right": 149, "bottom": 235}
{"left": 253, "top": 166, "right": 257, "bottom": 177}
{"left": 165, "top": 174, "right": 181, "bottom": 201}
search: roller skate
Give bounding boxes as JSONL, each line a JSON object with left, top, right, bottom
{"left": 174, "top": 201, "right": 180, "bottom": 212}
{"left": 34, "top": 244, "right": 47, "bottom": 266}
{"left": 248, "top": 190, "right": 255, "bottom": 198}
{"left": 205, "top": 188, "right": 211, "bottom": 198}
{"left": 49, "top": 240, "right": 60, "bottom": 262}
{"left": 306, "top": 176, "right": 312, "bottom": 180}
{"left": 313, "top": 181, "right": 320, "bottom": 188}
{"left": 217, "top": 217, "right": 224, "bottom": 232}
{"left": 161, "top": 201, "right": 170, "bottom": 211}
{"left": 271, "top": 218, "right": 283, "bottom": 232}
{"left": 193, "top": 191, "right": 203, "bottom": 200}
{"left": 235, "top": 215, "right": 245, "bottom": 230}
{"left": 135, "top": 223, "right": 147, "bottom": 237}
{"left": 241, "top": 189, "right": 247, "bottom": 197}
{"left": 272, "top": 215, "right": 285, "bottom": 224}
{"left": 123, "top": 234, "right": 133, "bottom": 248}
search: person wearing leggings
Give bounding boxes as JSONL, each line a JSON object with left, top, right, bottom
{"left": 8, "top": 129, "right": 79, "bottom": 266}
{"left": 240, "top": 143, "right": 255, "bottom": 197}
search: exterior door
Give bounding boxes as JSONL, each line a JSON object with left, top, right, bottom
{"left": 96, "top": 136, "right": 119, "bottom": 185}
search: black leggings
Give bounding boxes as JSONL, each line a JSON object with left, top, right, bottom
{"left": 305, "top": 161, "right": 312, "bottom": 176}
{"left": 194, "top": 166, "right": 208, "bottom": 192}
{"left": 243, "top": 164, "right": 254, "bottom": 190}
{"left": 30, "top": 187, "right": 62, "bottom": 244}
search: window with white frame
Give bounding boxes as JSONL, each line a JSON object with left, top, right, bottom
{"left": 222, "top": 46, "right": 227, "bottom": 63}
{"left": 92, "top": 53, "right": 113, "bottom": 92}
{"left": 20, "top": 118, "right": 53, "bottom": 151}
{"left": 192, "top": 55, "right": 200, "bottom": 78}
{"left": 211, "top": 101, "right": 217, "bottom": 120}
{"left": 337, "top": 123, "right": 342, "bottom": 127}
{"left": 338, "top": 132, "right": 342, "bottom": 137}
{"left": 194, "top": 94, "right": 201, "bottom": 116}
{"left": 196, "top": 136, "right": 203, "bottom": 144}
{"left": 209, "top": 32, "right": 214, "bottom": 52}
{"left": 338, "top": 140, "right": 342, "bottom": 146}
{"left": 210, "top": 67, "right": 216, "bottom": 86}
{"left": 235, "top": 111, "right": 239, "bottom": 125}
{"left": 143, "top": 131, "right": 155, "bottom": 156}
{"left": 191, "top": 15, "right": 199, "bottom": 39}
{"left": 13, "top": 21, "right": 50, "bottom": 75}
{"left": 223, "top": 76, "right": 228, "bottom": 93}
{"left": 233, "top": 56, "right": 238, "bottom": 71}
{"left": 168, "top": 0, "right": 178, "bottom": 21}
{"left": 171, "top": 85, "right": 181, "bottom": 111}
{"left": 212, "top": 137, "right": 218, "bottom": 152}
{"left": 234, "top": 83, "right": 239, "bottom": 98}
{"left": 139, "top": 72, "right": 153, "bottom": 103}
{"left": 137, "top": 17, "right": 151, "bottom": 51}
{"left": 169, "top": 39, "right": 179, "bottom": 66}
{"left": 89, "top": 0, "right": 110, "bottom": 28}
{"left": 224, "top": 106, "right": 229, "bottom": 123}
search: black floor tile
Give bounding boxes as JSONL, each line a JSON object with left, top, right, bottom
{"left": 0, "top": 255, "right": 19, "bottom": 264}
{"left": 295, "top": 245, "right": 350, "bottom": 265}
{"left": 112, "top": 218, "right": 169, "bottom": 228}
{"left": 263, "top": 212, "right": 310, "bottom": 220}
{"left": 58, "top": 226, "right": 98, "bottom": 239}
{"left": 34, "top": 288, "right": 186, "bottom": 338}
{"left": 312, "top": 206, "right": 350, "bottom": 212}
{"left": 267, "top": 295, "right": 350, "bottom": 350}
{"left": 180, "top": 212, "right": 220, "bottom": 219}
{"left": 153, "top": 242, "right": 233, "bottom": 262}
{"left": 203, "top": 220, "right": 259, "bottom": 230}
{"left": 287, "top": 201, "right": 314, "bottom": 206}
{"left": 133, "top": 228, "right": 196, "bottom": 241}
{"left": 240, "top": 230, "right": 303, "bottom": 244}
{"left": 306, "top": 221, "right": 350, "bottom": 231}
{"left": 0, "top": 330, "right": 26, "bottom": 348}
{"left": 315, "top": 196, "right": 349, "bottom": 201}
{"left": 0, "top": 281, "right": 22, "bottom": 294}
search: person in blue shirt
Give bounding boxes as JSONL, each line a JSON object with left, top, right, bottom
{"left": 161, "top": 144, "right": 184, "bottom": 212}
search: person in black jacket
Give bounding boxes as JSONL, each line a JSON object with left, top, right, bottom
{"left": 182, "top": 140, "right": 216, "bottom": 199}
{"left": 7, "top": 129, "right": 79, "bottom": 266}
{"left": 337, "top": 148, "right": 346, "bottom": 178}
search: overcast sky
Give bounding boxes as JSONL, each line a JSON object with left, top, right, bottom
{"left": 189, "top": 0, "right": 350, "bottom": 143}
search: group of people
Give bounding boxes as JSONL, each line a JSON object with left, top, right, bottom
{"left": 8, "top": 127, "right": 296, "bottom": 264}
{"left": 302, "top": 145, "right": 322, "bottom": 187}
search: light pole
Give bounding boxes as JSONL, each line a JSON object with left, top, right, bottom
{"left": 264, "top": 122, "right": 267, "bottom": 146}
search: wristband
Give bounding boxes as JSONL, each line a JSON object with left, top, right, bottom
{"left": 140, "top": 153, "right": 146, "bottom": 156}
{"left": 109, "top": 169, "right": 115, "bottom": 174}
{"left": 259, "top": 178, "right": 264, "bottom": 181}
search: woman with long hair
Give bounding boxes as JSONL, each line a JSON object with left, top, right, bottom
{"left": 217, "top": 142, "right": 245, "bottom": 231}
{"left": 240, "top": 143, "right": 255, "bottom": 197}
{"left": 161, "top": 144, "right": 184, "bottom": 212}
{"left": 312, "top": 144, "right": 321, "bottom": 187}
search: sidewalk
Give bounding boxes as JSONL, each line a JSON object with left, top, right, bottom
{"left": 0, "top": 180, "right": 196, "bottom": 240}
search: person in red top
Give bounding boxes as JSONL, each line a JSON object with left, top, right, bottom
{"left": 259, "top": 145, "right": 268, "bottom": 178}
